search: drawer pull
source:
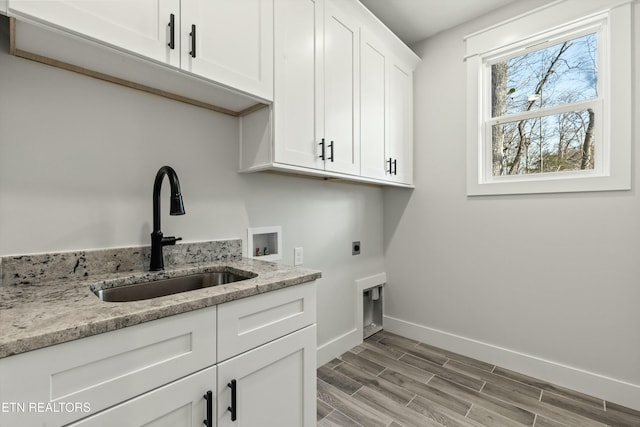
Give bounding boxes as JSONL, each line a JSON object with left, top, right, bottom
{"left": 190, "top": 24, "right": 197, "bottom": 58}
{"left": 228, "top": 379, "right": 237, "bottom": 421}
{"left": 319, "top": 138, "right": 326, "bottom": 160}
{"left": 168, "top": 14, "right": 175, "bottom": 49}
{"left": 203, "top": 390, "right": 212, "bottom": 426}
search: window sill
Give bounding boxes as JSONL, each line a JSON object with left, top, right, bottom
{"left": 466, "top": 171, "right": 631, "bottom": 196}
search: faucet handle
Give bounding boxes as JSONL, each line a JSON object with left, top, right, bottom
{"left": 161, "top": 236, "right": 182, "bottom": 246}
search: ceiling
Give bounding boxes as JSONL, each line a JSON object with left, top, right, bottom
{"left": 359, "top": 0, "right": 518, "bottom": 45}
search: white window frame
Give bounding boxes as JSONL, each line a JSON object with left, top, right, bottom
{"left": 465, "top": 0, "right": 633, "bottom": 196}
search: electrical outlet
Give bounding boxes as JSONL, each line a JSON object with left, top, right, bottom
{"left": 294, "top": 247, "right": 303, "bottom": 265}
{"left": 352, "top": 241, "right": 361, "bottom": 255}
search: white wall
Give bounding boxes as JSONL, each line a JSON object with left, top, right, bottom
{"left": 0, "top": 22, "right": 385, "bottom": 358}
{"left": 383, "top": 0, "right": 640, "bottom": 410}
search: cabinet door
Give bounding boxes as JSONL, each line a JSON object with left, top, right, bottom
{"left": 272, "top": 0, "right": 324, "bottom": 170}
{"left": 181, "top": 0, "right": 273, "bottom": 101}
{"left": 388, "top": 60, "right": 414, "bottom": 184}
{"left": 323, "top": 0, "right": 360, "bottom": 175}
{"left": 8, "top": 0, "right": 180, "bottom": 67}
{"left": 68, "top": 366, "right": 216, "bottom": 427}
{"left": 360, "top": 29, "right": 389, "bottom": 180}
{"left": 217, "top": 325, "right": 316, "bottom": 427}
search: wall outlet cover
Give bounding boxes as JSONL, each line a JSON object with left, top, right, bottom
{"left": 352, "top": 241, "right": 361, "bottom": 255}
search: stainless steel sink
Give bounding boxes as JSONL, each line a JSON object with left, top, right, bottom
{"left": 93, "top": 270, "right": 257, "bottom": 302}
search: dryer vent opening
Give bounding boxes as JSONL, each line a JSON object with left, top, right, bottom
{"left": 363, "top": 285, "right": 383, "bottom": 339}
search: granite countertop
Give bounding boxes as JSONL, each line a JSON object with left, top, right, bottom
{"left": 0, "top": 240, "right": 321, "bottom": 359}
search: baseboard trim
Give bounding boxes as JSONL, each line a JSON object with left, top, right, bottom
{"left": 384, "top": 315, "right": 640, "bottom": 411}
{"left": 316, "top": 328, "right": 361, "bottom": 368}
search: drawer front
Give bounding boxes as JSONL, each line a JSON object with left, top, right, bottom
{"left": 217, "top": 281, "right": 316, "bottom": 362}
{"left": 0, "top": 307, "right": 216, "bottom": 427}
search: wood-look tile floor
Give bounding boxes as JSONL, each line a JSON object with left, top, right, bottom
{"left": 316, "top": 331, "right": 640, "bottom": 427}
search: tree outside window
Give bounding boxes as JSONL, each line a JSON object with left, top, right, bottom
{"left": 490, "top": 33, "right": 598, "bottom": 177}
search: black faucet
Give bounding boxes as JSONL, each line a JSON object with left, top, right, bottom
{"left": 150, "top": 166, "right": 185, "bottom": 271}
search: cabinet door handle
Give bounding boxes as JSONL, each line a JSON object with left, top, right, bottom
{"left": 328, "top": 141, "right": 334, "bottom": 162}
{"left": 203, "top": 390, "right": 212, "bottom": 427}
{"left": 319, "top": 138, "right": 325, "bottom": 160}
{"left": 227, "top": 379, "right": 237, "bottom": 421}
{"left": 387, "top": 157, "right": 393, "bottom": 174}
{"left": 190, "top": 24, "right": 197, "bottom": 58}
{"left": 168, "top": 14, "right": 175, "bottom": 49}
{"left": 393, "top": 159, "right": 398, "bottom": 175}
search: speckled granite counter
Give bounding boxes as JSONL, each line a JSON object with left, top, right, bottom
{"left": 0, "top": 240, "right": 321, "bottom": 359}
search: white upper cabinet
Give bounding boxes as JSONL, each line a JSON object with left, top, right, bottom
{"left": 272, "top": 0, "right": 358, "bottom": 175}
{"left": 388, "top": 60, "right": 414, "bottom": 184}
{"left": 241, "top": 0, "right": 419, "bottom": 187}
{"left": 8, "top": 0, "right": 180, "bottom": 67}
{"left": 360, "top": 27, "right": 415, "bottom": 185}
{"left": 360, "top": 29, "right": 388, "bottom": 180}
{"left": 180, "top": 0, "right": 273, "bottom": 101}
{"left": 272, "top": 0, "right": 323, "bottom": 170}
{"left": 323, "top": 0, "right": 360, "bottom": 175}
{"left": 7, "top": 0, "right": 273, "bottom": 101}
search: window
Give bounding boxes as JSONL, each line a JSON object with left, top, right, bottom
{"left": 490, "top": 33, "right": 598, "bottom": 176}
{"left": 465, "top": 0, "right": 632, "bottom": 196}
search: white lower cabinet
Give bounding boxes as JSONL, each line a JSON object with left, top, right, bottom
{"left": 0, "top": 282, "right": 317, "bottom": 427}
{"left": 0, "top": 306, "right": 217, "bottom": 427}
{"left": 217, "top": 326, "right": 316, "bottom": 427}
{"left": 67, "top": 366, "right": 216, "bottom": 427}
{"left": 216, "top": 282, "right": 317, "bottom": 427}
